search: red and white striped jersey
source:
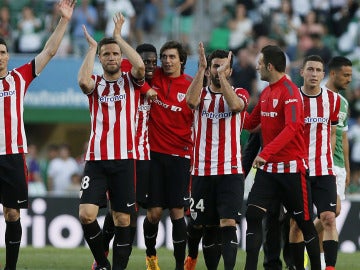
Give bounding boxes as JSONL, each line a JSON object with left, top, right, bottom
{"left": 192, "top": 86, "right": 249, "bottom": 176}
{"left": 84, "top": 72, "right": 141, "bottom": 161}
{"left": 135, "top": 94, "right": 151, "bottom": 160}
{"left": 0, "top": 60, "right": 36, "bottom": 155}
{"left": 121, "top": 59, "right": 151, "bottom": 160}
{"left": 301, "top": 88, "right": 340, "bottom": 176}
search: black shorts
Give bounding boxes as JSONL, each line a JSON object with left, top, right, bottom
{"left": 309, "top": 175, "right": 337, "bottom": 217}
{"left": 136, "top": 160, "right": 150, "bottom": 208}
{"left": 147, "top": 151, "right": 190, "bottom": 209}
{"left": 0, "top": 154, "right": 28, "bottom": 209}
{"left": 80, "top": 159, "right": 136, "bottom": 214}
{"left": 190, "top": 174, "right": 244, "bottom": 226}
{"left": 247, "top": 169, "right": 313, "bottom": 222}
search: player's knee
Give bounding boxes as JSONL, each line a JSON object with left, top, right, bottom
{"left": 3, "top": 207, "right": 20, "bottom": 222}
{"left": 79, "top": 208, "right": 97, "bottom": 224}
{"left": 320, "top": 211, "right": 336, "bottom": 229}
{"left": 113, "top": 212, "right": 131, "bottom": 226}
{"left": 147, "top": 208, "right": 162, "bottom": 224}
{"left": 289, "top": 218, "right": 303, "bottom": 240}
{"left": 220, "top": 218, "right": 236, "bottom": 227}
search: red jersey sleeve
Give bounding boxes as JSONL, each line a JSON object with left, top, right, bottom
{"left": 331, "top": 93, "right": 341, "bottom": 125}
{"left": 235, "top": 87, "right": 250, "bottom": 110}
{"left": 139, "top": 81, "right": 151, "bottom": 95}
{"left": 16, "top": 59, "right": 36, "bottom": 93}
{"left": 121, "top": 58, "right": 132, "bottom": 72}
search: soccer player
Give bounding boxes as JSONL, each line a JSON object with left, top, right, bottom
{"left": 91, "top": 43, "right": 158, "bottom": 270}
{"left": 143, "top": 40, "right": 193, "bottom": 270}
{"left": 289, "top": 55, "right": 340, "bottom": 270}
{"left": 325, "top": 56, "right": 352, "bottom": 204}
{"left": 184, "top": 58, "right": 211, "bottom": 270}
{"left": 78, "top": 13, "right": 147, "bottom": 270}
{"left": 0, "top": 1, "right": 75, "bottom": 269}
{"left": 321, "top": 56, "right": 353, "bottom": 268}
{"left": 186, "top": 42, "right": 249, "bottom": 270}
{"left": 243, "top": 45, "right": 321, "bottom": 270}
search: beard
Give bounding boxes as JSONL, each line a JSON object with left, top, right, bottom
{"left": 211, "top": 76, "right": 221, "bottom": 88}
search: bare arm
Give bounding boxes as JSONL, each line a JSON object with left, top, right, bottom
{"left": 35, "top": 0, "right": 75, "bottom": 75}
{"left": 77, "top": 25, "right": 97, "bottom": 94}
{"left": 218, "top": 51, "right": 245, "bottom": 112}
{"left": 186, "top": 42, "right": 206, "bottom": 109}
{"left": 113, "top": 13, "right": 145, "bottom": 80}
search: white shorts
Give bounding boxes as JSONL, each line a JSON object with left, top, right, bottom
{"left": 333, "top": 165, "right": 346, "bottom": 200}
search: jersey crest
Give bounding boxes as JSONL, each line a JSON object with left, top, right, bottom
{"left": 273, "top": 99, "right": 278, "bottom": 108}
{"left": 177, "top": 92, "right": 186, "bottom": 102}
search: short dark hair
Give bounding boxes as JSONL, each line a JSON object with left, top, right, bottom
{"left": 160, "top": 40, "right": 187, "bottom": 73}
{"left": 261, "top": 45, "right": 286, "bottom": 72}
{"left": 0, "top": 37, "right": 8, "bottom": 52}
{"left": 97, "top": 37, "right": 118, "bottom": 54}
{"left": 327, "top": 56, "right": 352, "bottom": 71}
{"left": 302, "top": 55, "right": 324, "bottom": 68}
{"left": 207, "top": 49, "right": 233, "bottom": 68}
{"left": 136, "top": 43, "right": 157, "bottom": 55}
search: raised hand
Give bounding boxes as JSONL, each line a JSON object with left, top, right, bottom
{"left": 82, "top": 25, "right": 97, "bottom": 48}
{"left": 113, "top": 12, "right": 125, "bottom": 39}
{"left": 57, "top": 0, "right": 76, "bottom": 21}
{"left": 217, "top": 50, "right": 232, "bottom": 74}
{"left": 198, "top": 42, "right": 207, "bottom": 70}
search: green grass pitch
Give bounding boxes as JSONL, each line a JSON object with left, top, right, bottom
{"left": 1, "top": 247, "right": 359, "bottom": 269}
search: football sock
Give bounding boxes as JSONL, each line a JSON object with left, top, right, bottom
{"left": 102, "top": 211, "right": 115, "bottom": 252}
{"left": 113, "top": 225, "right": 132, "bottom": 270}
{"left": 143, "top": 217, "right": 158, "bottom": 257}
{"left": 5, "top": 219, "right": 22, "bottom": 270}
{"left": 172, "top": 217, "right": 187, "bottom": 270}
{"left": 186, "top": 222, "right": 203, "bottom": 259}
{"left": 299, "top": 220, "right": 321, "bottom": 270}
{"left": 221, "top": 226, "right": 238, "bottom": 270}
{"left": 82, "top": 220, "right": 109, "bottom": 267}
{"left": 202, "top": 226, "right": 221, "bottom": 270}
{"left": 289, "top": 242, "right": 305, "bottom": 270}
{"left": 244, "top": 205, "right": 265, "bottom": 270}
{"left": 323, "top": 240, "right": 338, "bottom": 267}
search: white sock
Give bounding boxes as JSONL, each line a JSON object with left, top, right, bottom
{"left": 320, "top": 252, "right": 326, "bottom": 270}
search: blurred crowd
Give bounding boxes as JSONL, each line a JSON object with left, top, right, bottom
{"left": 1, "top": 0, "right": 360, "bottom": 195}
{"left": 26, "top": 142, "right": 86, "bottom": 197}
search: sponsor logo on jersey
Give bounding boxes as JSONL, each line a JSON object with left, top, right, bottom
{"left": 0, "top": 90, "right": 16, "bottom": 98}
{"left": 153, "top": 99, "right": 169, "bottom": 108}
{"left": 261, "top": 111, "right": 278, "bottom": 117}
{"left": 285, "top": 98, "right": 298, "bottom": 104}
{"left": 153, "top": 99, "right": 183, "bottom": 112}
{"left": 99, "top": 93, "right": 126, "bottom": 103}
{"left": 338, "top": 111, "right": 347, "bottom": 126}
{"left": 305, "top": 117, "right": 329, "bottom": 124}
{"left": 201, "top": 110, "right": 232, "bottom": 119}
{"left": 138, "top": 104, "right": 151, "bottom": 112}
